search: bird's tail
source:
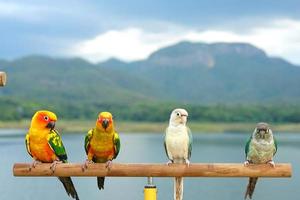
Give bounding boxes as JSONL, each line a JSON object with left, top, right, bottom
{"left": 97, "top": 177, "right": 105, "bottom": 190}
{"left": 244, "top": 177, "right": 258, "bottom": 199}
{"left": 58, "top": 177, "right": 79, "bottom": 200}
{"left": 174, "top": 177, "right": 183, "bottom": 200}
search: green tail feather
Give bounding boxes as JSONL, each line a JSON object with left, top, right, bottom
{"left": 97, "top": 177, "right": 105, "bottom": 190}
{"left": 58, "top": 177, "right": 80, "bottom": 200}
{"left": 244, "top": 177, "right": 258, "bottom": 199}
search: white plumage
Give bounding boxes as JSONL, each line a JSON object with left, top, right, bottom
{"left": 164, "top": 108, "right": 192, "bottom": 200}
{"left": 165, "top": 125, "right": 189, "bottom": 163}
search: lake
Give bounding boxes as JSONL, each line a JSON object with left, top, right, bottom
{"left": 0, "top": 131, "right": 299, "bottom": 200}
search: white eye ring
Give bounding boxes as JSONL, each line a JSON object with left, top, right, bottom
{"left": 176, "top": 112, "right": 180, "bottom": 117}
{"left": 44, "top": 116, "right": 49, "bottom": 121}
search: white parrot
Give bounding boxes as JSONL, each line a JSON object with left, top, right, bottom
{"left": 164, "top": 108, "right": 192, "bottom": 200}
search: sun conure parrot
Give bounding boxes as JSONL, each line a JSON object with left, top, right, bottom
{"left": 164, "top": 108, "right": 192, "bottom": 200}
{"left": 82, "top": 111, "right": 120, "bottom": 190}
{"left": 244, "top": 122, "right": 277, "bottom": 199}
{"left": 25, "top": 110, "right": 79, "bottom": 200}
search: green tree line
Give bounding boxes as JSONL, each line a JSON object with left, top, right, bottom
{"left": 0, "top": 97, "right": 300, "bottom": 123}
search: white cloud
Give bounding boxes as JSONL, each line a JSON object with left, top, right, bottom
{"left": 69, "top": 28, "right": 192, "bottom": 62}
{"left": 69, "top": 19, "right": 300, "bottom": 64}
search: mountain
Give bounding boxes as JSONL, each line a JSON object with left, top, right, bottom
{"left": 0, "top": 55, "right": 157, "bottom": 104}
{"left": 101, "top": 41, "right": 300, "bottom": 104}
{"left": 1, "top": 41, "right": 300, "bottom": 108}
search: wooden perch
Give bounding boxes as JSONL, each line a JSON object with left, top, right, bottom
{"left": 13, "top": 163, "right": 292, "bottom": 178}
{"left": 0, "top": 71, "right": 6, "bottom": 86}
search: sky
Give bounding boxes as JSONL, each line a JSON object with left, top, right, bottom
{"left": 0, "top": 0, "right": 300, "bottom": 64}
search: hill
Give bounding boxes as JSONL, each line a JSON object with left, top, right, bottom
{"left": 1, "top": 41, "right": 300, "bottom": 121}
{"left": 100, "top": 42, "right": 300, "bottom": 104}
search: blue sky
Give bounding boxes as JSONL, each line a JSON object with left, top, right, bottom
{"left": 1, "top": 0, "right": 300, "bottom": 64}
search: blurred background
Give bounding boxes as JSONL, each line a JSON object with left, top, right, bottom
{"left": 0, "top": 0, "right": 300, "bottom": 199}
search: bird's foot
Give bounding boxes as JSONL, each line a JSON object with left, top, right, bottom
{"left": 105, "top": 160, "right": 113, "bottom": 170}
{"left": 50, "top": 160, "right": 62, "bottom": 173}
{"left": 185, "top": 159, "right": 190, "bottom": 167}
{"left": 267, "top": 160, "right": 275, "bottom": 168}
{"left": 166, "top": 160, "right": 173, "bottom": 166}
{"left": 81, "top": 160, "right": 94, "bottom": 172}
{"left": 244, "top": 160, "right": 250, "bottom": 166}
{"left": 29, "top": 160, "right": 41, "bottom": 171}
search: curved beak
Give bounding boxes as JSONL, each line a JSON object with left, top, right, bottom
{"left": 46, "top": 121, "right": 55, "bottom": 130}
{"left": 102, "top": 119, "right": 109, "bottom": 130}
{"left": 181, "top": 115, "right": 188, "bottom": 124}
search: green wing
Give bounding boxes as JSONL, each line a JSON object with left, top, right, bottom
{"left": 113, "top": 132, "right": 121, "bottom": 159}
{"left": 187, "top": 127, "right": 192, "bottom": 160}
{"left": 47, "top": 129, "right": 68, "bottom": 162}
{"left": 245, "top": 136, "right": 252, "bottom": 159}
{"left": 25, "top": 133, "right": 32, "bottom": 157}
{"left": 164, "top": 129, "right": 171, "bottom": 160}
{"left": 84, "top": 129, "right": 93, "bottom": 155}
{"left": 273, "top": 136, "right": 278, "bottom": 155}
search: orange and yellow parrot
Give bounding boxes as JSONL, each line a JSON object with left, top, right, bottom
{"left": 25, "top": 110, "right": 79, "bottom": 200}
{"left": 82, "top": 111, "right": 120, "bottom": 190}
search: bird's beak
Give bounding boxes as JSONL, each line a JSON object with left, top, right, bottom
{"left": 46, "top": 121, "right": 55, "bottom": 130}
{"left": 181, "top": 115, "right": 187, "bottom": 124}
{"left": 102, "top": 119, "right": 109, "bottom": 130}
{"left": 260, "top": 130, "right": 265, "bottom": 138}
{"left": 257, "top": 128, "right": 268, "bottom": 139}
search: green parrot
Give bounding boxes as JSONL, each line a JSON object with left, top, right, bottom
{"left": 244, "top": 122, "right": 277, "bottom": 199}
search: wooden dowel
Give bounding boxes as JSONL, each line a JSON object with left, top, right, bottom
{"left": 13, "top": 163, "right": 292, "bottom": 178}
{"left": 0, "top": 71, "right": 6, "bottom": 86}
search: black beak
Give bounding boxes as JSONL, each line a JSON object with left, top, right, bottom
{"left": 46, "top": 121, "right": 55, "bottom": 130}
{"left": 102, "top": 119, "right": 109, "bottom": 130}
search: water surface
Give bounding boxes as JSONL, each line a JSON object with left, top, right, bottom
{"left": 0, "top": 131, "right": 299, "bottom": 200}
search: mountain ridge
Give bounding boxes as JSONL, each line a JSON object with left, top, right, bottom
{"left": 1, "top": 41, "right": 300, "bottom": 105}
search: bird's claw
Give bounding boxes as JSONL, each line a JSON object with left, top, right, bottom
{"left": 166, "top": 160, "right": 173, "bottom": 166}
{"left": 267, "top": 160, "right": 275, "bottom": 168}
{"left": 105, "top": 160, "right": 113, "bottom": 170}
{"left": 185, "top": 159, "right": 190, "bottom": 167}
{"left": 244, "top": 160, "right": 250, "bottom": 166}
{"left": 50, "top": 160, "right": 62, "bottom": 173}
{"left": 81, "top": 160, "right": 94, "bottom": 172}
{"left": 29, "top": 160, "right": 41, "bottom": 171}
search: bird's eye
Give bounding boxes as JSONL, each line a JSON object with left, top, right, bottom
{"left": 176, "top": 112, "right": 180, "bottom": 117}
{"left": 44, "top": 116, "right": 49, "bottom": 121}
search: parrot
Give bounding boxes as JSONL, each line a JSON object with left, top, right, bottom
{"left": 25, "top": 110, "right": 79, "bottom": 200}
{"left": 244, "top": 122, "right": 277, "bottom": 199}
{"left": 82, "top": 111, "right": 120, "bottom": 190}
{"left": 164, "top": 108, "right": 192, "bottom": 200}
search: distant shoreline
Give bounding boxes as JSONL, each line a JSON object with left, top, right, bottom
{"left": 0, "top": 120, "right": 299, "bottom": 133}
